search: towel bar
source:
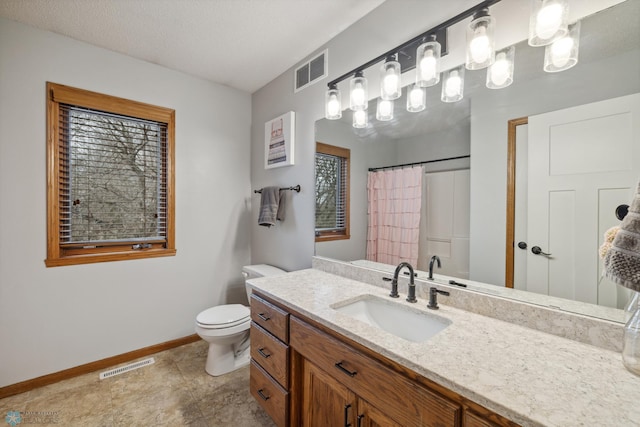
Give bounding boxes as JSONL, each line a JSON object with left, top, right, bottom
{"left": 254, "top": 185, "right": 301, "bottom": 194}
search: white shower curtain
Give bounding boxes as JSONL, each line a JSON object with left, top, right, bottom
{"left": 366, "top": 166, "right": 423, "bottom": 266}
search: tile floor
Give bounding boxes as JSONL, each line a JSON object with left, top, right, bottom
{"left": 0, "top": 341, "right": 276, "bottom": 426}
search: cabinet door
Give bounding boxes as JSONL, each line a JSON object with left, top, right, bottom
{"left": 301, "top": 358, "right": 356, "bottom": 427}
{"left": 356, "top": 399, "right": 403, "bottom": 427}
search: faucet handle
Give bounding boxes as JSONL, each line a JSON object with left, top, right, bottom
{"left": 427, "top": 287, "right": 450, "bottom": 310}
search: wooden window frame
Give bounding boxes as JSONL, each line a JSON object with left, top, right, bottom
{"left": 45, "top": 82, "right": 176, "bottom": 267}
{"left": 315, "top": 142, "right": 350, "bottom": 242}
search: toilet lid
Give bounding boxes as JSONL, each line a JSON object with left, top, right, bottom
{"left": 196, "top": 304, "right": 250, "bottom": 328}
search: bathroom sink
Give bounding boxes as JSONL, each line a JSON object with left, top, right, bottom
{"left": 332, "top": 295, "right": 451, "bottom": 343}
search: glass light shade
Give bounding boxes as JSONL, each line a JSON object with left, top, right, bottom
{"left": 416, "top": 37, "right": 441, "bottom": 87}
{"left": 486, "top": 46, "right": 515, "bottom": 89}
{"left": 376, "top": 98, "right": 394, "bottom": 121}
{"left": 441, "top": 67, "right": 465, "bottom": 103}
{"left": 325, "top": 87, "right": 342, "bottom": 120}
{"left": 544, "top": 21, "right": 580, "bottom": 72}
{"left": 380, "top": 60, "right": 401, "bottom": 100}
{"left": 623, "top": 304, "right": 640, "bottom": 376}
{"left": 350, "top": 74, "right": 368, "bottom": 111}
{"left": 406, "top": 84, "right": 426, "bottom": 112}
{"left": 528, "top": 0, "right": 569, "bottom": 46}
{"left": 466, "top": 11, "right": 495, "bottom": 70}
{"left": 352, "top": 109, "right": 368, "bottom": 128}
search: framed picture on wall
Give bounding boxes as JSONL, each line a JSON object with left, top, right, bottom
{"left": 265, "top": 111, "right": 295, "bottom": 169}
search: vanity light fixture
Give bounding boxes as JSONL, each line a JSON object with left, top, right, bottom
{"left": 349, "top": 71, "right": 368, "bottom": 111}
{"left": 466, "top": 8, "right": 496, "bottom": 70}
{"left": 486, "top": 46, "right": 515, "bottom": 89}
{"left": 543, "top": 21, "right": 580, "bottom": 72}
{"left": 416, "top": 35, "right": 441, "bottom": 88}
{"left": 376, "top": 98, "right": 394, "bottom": 121}
{"left": 352, "top": 109, "right": 368, "bottom": 128}
{"left": 441, "top": 66, "right": 465, "bottom": 103}
{"left": 380, "top": 55, "right": 402, "bottom": 100}
{"left": 406, "top": 84, "right": 426, "bottom": 113}
{"left": 528, "top": 0, "right": 569, "bottom": 46}
{"left": 325, "top": 84, "right": 342, "bottom": 120}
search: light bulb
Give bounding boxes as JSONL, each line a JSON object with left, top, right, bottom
{"left": 490, "top": 53, "right": 510, "bottom": 86}
{"left": 353, "top": 109, "right": 367, "bottom": 128}
{"left": 420, "top": 50, "right": 437, "bottom": 82}
{"left": 327, "top": 97, "right": 340, "bottom": 117}
{"left": 550, "top": 36, "right": 574, "bottom": 67}
{"left": 445, "top": 71, "right": 462, "bottom": 97}
{"left": 470, "top": 26, "right": 491, "bottom": 64}
{"left": 383, "top": 72, "right": 399, "bottom": 97}
{"left": 352, "top": 86, "right": 365, "bottom": 106}
{"left": 379, "top": 100, "right": 391, "bottom": 116}
{"left": 409, "top": 87, "right": 423, "bottom": 109}
{"left": 536, "top": 2, "right": 563, "bottom": 40}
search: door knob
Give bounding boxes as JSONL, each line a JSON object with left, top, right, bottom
{"left": 517, "top": 241, "right": 527, "bottom": 250}
{"left": 531, "top": 246, "right": 552, "bottom": 256}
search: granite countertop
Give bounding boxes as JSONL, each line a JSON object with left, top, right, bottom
{"left": 247, "top": 268, "right": 640, "bottom": 427}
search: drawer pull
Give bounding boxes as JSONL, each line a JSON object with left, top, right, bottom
{"left": 357, "top": 414, "right": 364, "bottom": 427}
{"left": 344, "top": 404, "right": 352, "bottom": 427}
{"left": 257, "top": 388, "right": 270, "bottom": 401}
{"left": 257, "top": 347, "right": 271, "bottom": 358}
{"left": 335, "top": 361, "right": 357, "bottom": 377}
{"left": 257, "top": 313, "right": 271, "bottom": 321}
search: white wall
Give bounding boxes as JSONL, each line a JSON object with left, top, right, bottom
{"left": 0, "top": 18, "right": 251, "bottom": 387}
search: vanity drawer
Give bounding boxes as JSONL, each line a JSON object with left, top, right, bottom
{"left": 290, "top": 316, "right": 461, "bottom": 427}
{"left": 251, "top": 294, "right": 289, "bottom": 343}
{"left": 251, "top": 323, "right": 289, "bottom": 388}
{"left": 250, "top": 360, "right": 289, "bottom": 427}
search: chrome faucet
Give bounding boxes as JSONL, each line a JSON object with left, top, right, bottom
{"left": 428, "top": 255, "right": 441, "bottom": 280}
{"left": 389, "top": 262, "right": 417, "bottom": 303}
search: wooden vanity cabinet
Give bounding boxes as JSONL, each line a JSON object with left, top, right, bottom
{"left": 249, "top": 294, "right": 290, "bottom": 427}
{"left": 290, "top": 315, "right": 460, "bottom": 427}
{"left": 249, "top": 292, "right": 518, "bottom": 427}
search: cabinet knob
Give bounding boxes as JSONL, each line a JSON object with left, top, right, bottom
{"left": 257, "top": 389, "right": 270, "bottom": 401}
{"left": 344, "top": 404, "right": 352, "bottom": 427}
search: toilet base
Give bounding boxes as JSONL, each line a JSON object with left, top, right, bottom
{"left": 204, "top": 341, "right": 251, "bottom": 376}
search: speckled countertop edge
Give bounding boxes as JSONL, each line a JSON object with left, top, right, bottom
{"left": 248, "top": 269, "right": 640, "bottom": 427}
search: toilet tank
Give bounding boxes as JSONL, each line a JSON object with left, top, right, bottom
{"left": 242, "top": 264, "right": 286, "bottom": 303}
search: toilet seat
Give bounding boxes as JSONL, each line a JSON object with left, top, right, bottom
{"left": 196, "top": 304, "right": 250, "bottom": 329}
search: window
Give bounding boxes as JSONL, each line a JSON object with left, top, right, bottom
{"left": 315, "top": 142, "right": 350, "bottom": 241}
{"left": 46, "top": 82, "right": 175, "bottom": 267}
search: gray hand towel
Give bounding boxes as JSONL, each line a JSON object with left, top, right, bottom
{"left": 258, "top": 186, "right": 281, "bottom": 227}
{"left": 277, "top": 190, "right": 287, "bottom": 222}
{"left": 605, "top": 180, "right": 640, "bottom": 291}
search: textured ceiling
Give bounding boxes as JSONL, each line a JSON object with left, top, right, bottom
{"left": 0, "top": 0, "right": 386, "bottom": 93}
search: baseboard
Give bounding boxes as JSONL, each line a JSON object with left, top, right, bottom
{"left": 0, "top": 334, "right": 200, "bottom": 399}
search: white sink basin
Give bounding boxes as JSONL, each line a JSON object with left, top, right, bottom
{"left": 332, "top": 295, "right": 451, "bottom": 342}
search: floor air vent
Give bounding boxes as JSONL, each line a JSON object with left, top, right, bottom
{"left": 99, "top": 357, "right": 155, "bottom": 380}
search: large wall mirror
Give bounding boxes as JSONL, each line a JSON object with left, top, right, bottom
{"left": 314, "top": 1, "right": 640, "bottom": 323}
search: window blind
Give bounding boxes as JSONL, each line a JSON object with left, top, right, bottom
{"left": 315, "top": 152, "right": 347, "bottom": 231}
{"left": 58, "top": 104, "right": 168, "bottom": 246}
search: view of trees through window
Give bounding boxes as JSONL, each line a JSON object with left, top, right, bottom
{"left": 315, "top": 142, "right": 349, "bottom": 240}
{"left": 315, "top": 152, "right": 340, "bottom": 229}
{"left": 64, "top": 106, "right": 166, "bottom": 243}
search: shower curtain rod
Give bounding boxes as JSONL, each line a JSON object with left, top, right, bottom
{"left": 368, "top": 155, "right": 470, "bottom": 172}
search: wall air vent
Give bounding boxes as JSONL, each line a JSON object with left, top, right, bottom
{"left": 294, "top": 50, "right": 327, "bottom": 92}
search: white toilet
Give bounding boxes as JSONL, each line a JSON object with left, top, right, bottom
{"left": 195, "top": 264, "right": 286, "bottom": 376}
